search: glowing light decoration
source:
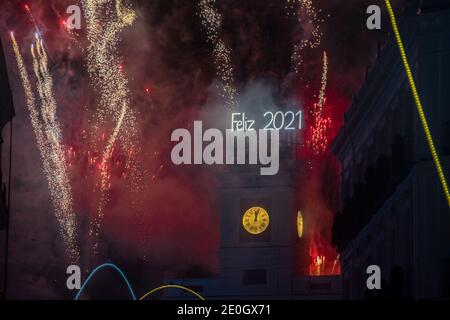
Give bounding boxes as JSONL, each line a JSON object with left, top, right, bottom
{"left": 74, "top": 262, "right": 205, "bottom": 300}
{"left": 385, "top": 0, "right": 450, "bottom": 208}
{"left": 11, "top": 34, "right": 79, "bottom": 263}
{"left": 198, "top": 0, "right": 237, "bottom": 109}
{"left": 231, "top": 111, "right": 303, "bottom": 131}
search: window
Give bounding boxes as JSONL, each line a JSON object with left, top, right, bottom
{"left": 310, "top": 282, "right": 332, "bottom": 290}
{"left": 242, "top": 269, "right": 267, "bottom": 285}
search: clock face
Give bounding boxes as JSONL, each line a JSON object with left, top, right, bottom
{"left": 242, "top": 206, "right": 270, "bottom": 235}
{"left": 297, "top": 210, "right": 303, "bottom": 239}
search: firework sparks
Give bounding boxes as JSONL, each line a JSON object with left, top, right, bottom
{"left": 309, "top": 236, "right": 325, "bottom": 276}
{"left": 92, "top": 101, "right": 127, "bottom": 244}
{"left": 287, "top": 0, "right": 324, "bottom": 74}
{"left": 310, "top": 255, "right": 326, "bottom": 276}
{"left": 316, "top": 51, "right": 327, "bottom": 112}
{"left": 11, "top": 33, "right": 79, "bottom": 263}
{"left": 310, "top": 51, "right": 331, "bottom": 156}
{"left": 23, "top": 4, "right": 47, "bottom": 47}
{"left": 308, "top": 233, "right": 340, "bottom": 276}
{"left": 24, "top": 4, "right": 39, "bottom": 34}
{"left": 198, "top": 0, "right": 237, "bottom": 109}
{"left": 82, "top": 0, "right": 141, "bottom": 251}
{"left": 331, "top": 254, "right": 340, "bottom": 275}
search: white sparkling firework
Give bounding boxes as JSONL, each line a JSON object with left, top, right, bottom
{"left": 94, "top": 101, "right": 127, "bottom": 245}
{"left": 82, "top": 0, "right": 140, "bottom": 251}
{"left": 198, "top": 0, "right": 237, "bottom": 109}
{"left": 11, "top": 33, "right": 79, "bottom": 263}
{"left": 287, "top": 0, "right": 324, "bottom": 74}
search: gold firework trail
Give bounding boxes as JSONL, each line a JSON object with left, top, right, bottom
{"left": 317, "top": 51, "right": 328, "bottom": 112}
{"left": 11, "top": 33, "right": 79, "bottom": 263}
{"left": 311, "top": 51, "right": 331, "bottom": 156}
{"left": 82, "top": 0, "right": 141, "bottom": 251}
{"left": 198, "top": 0, "right": 237, "bottom": 109}
{"left": 287, "top": 0, "right": 323, "bottom": 74}
{"left": 92, "top": 102, "right": 127, "bottom": 250}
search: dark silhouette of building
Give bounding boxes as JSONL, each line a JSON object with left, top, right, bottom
{"left": 332, "top": 1, "right": 450, "bottom": 299}
{"left": 0, "top": 34, "right": 15, "bottom": 298}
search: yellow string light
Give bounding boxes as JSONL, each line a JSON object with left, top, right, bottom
{"left": 385, "top": 0, "right": 450, "bottom": 208}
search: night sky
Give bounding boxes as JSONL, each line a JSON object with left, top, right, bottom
{"left": 0, "top": 0, "right": 406, "bottom": 299}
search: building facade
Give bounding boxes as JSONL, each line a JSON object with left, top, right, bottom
{"left": 0, "top": 35, "right": 15, "bottom": 298}
{"left": 332, "top": 3, "right": 450, "bottom": 299}
{"left": 165, "top": 152, "right": 341, "bottom": 299}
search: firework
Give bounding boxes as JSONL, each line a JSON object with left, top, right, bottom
{"left": 23, "top": 3, "right": 51, "bottom": 53}
{"left": 310, "top": 51, "right": 331, "bottom": 156}
{"left": 24, "top": 4, "right": 41, "bottom": 35}
{"left": 198, "top": 0, "right": 237, "bottom": 109}
{"left": 310, "top": 255, "right": 325, "bottom": 275}
{"left": 82, "top": 0, "right": 141, "bottom": 251}
{"left": 331, "top": 254, "right": 340, "bottom": 275}
{"left": 92, "top": 101, "right": 127, "bottom": 244}
{"left": 51, "top": 1, "right": 82, "bottom": 44}
{"left": 287, "top": 0, "right": 324, "bottom": 74}
{"left": 316, "top": 51, "right": 328, "bottom": 112}
{"left": 308, "top": 232, "right": 341, "bottom": 276}
{"left": 11, "top": 33, "right": 79, "bottom": 262}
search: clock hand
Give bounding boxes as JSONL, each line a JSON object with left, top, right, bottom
{"left": 254, "top": 208, "right": 260, "bottom": 222}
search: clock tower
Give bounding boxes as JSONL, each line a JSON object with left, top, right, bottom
{"left": 164, "top": 138, "right": 342, "bottom": 299}
{"left": 213, "top": 155, "right": 299, "bottom": 298}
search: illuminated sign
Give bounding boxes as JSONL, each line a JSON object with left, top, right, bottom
{"left": 231, "top": 111, "right": 303, "bottom": 131}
